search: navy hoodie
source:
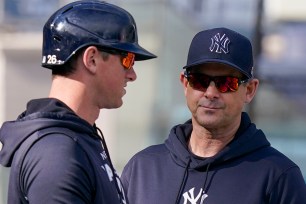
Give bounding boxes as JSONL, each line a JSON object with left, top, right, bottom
{"left": 121, "top": 113, "right": 306, "bottom": 204}
{"left": 0, "top": 98, "right": 126, "bottom": 204}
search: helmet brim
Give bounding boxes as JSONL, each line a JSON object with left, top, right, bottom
{"left": 109, "top": 43, "right": 157, "bottom": 61}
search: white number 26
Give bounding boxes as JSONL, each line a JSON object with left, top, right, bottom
{"left": 47, "top": 55, "right": 58, "bottom": 64}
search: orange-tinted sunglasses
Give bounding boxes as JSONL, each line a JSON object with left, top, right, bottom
{"left": 121, "top": 52, "right": 135, "bottom": 70}
{"left": 97, "top": 47, "right": 135, "bottom": 70}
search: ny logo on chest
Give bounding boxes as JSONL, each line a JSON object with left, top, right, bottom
{"left": 182, "top": 187, "right": 208, "bottom": 204}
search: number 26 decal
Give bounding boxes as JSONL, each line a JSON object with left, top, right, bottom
{"left": 42, "top": 55, "right": 58, "bottom": 64}
{"left": 47, "top": 55, "right": 58, "bottom": 64}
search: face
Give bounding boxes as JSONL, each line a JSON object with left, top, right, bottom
{"left": 180, "top": 63, "right": 258, "bottom": 132}
{"left": 94, "top": 51, "right": 137, "bottom": 109}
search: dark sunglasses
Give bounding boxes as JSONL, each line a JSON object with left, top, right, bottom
{"left": 97, "top": 47, "right": 135, "bottom": 70}
{"left": 184, "top": 71, "right": 249, "bottom": 93}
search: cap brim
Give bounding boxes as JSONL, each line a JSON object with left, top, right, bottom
{"left": 183, "top": 59, "right": 252, "bottom": 78}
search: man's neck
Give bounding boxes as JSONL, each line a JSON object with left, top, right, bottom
{"left": 48, "top": 76, "right": 99, "bottom": 125}
{"left": 188, "top": 132, "right": 235, "bottom": 158}
{"left": 188, "top": 122, "right": 239, "bottom": 158}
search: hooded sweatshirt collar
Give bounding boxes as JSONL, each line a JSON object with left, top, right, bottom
{"left": 0, "top": 98, "right": 95, "bottom": 167}
{"left": 165, "top": 112, "right": 270, "bottom": 170}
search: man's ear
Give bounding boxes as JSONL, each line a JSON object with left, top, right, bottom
{"left": 180, "top": 71, "right": 188, "bottom": 87}
{"left": 82, "top": 46, "right": 100, "bottom": 74}
{"left": 180, "top": 71, "right": 189, "bottom": 96}
{"left": 245, "top": 78, "right": 259, "bottom": 104}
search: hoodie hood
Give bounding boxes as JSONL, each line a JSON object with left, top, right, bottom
{"left": 0, "top": 98, "right": 95, "bottom": 167}
{"left": 165, "top": 112, "right": 270, "bottom": 169}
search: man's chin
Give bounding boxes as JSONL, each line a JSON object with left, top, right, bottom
{"left": 111, "top": 101, "right": 124, "bottom": 109}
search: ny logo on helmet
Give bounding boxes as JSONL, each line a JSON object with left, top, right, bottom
{"left": 209, "top": 33, "right": 230, "bottom": 54}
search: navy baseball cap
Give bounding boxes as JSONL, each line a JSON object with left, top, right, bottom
{"left": 183, "top": 27, "right": 254, "bottom": 79}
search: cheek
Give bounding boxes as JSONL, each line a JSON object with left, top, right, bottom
{"left": 224, "top": 92, "right": 245, "bottom": 113}
{"left": 104, "top": 66, "right": 125, "bottom": 86}
{"left": 185, "top": 88, "right": 202, "bottom": 111}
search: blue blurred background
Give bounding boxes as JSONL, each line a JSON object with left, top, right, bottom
{"left": 0, "top": 0, "right": 306, "bottom": 203}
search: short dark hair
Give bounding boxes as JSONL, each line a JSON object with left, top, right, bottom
{"left": 51, "top": 48, "right": 85, "bottom": 76}
{"left": 51, "top": 46, "right": 110, "bottom": 76}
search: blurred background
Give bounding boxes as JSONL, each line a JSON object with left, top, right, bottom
{"left": 0, "top": 0, "right": 306, "bottom": 203}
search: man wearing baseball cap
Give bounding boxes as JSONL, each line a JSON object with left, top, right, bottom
{"left": 121, "top": 27, "right": 306, "bottom": 204}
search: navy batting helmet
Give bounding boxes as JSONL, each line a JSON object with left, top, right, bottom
{"left": 41, "top": 0, "right": 156, "bottom": 69}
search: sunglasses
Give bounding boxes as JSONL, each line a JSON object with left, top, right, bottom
{"left": 184, "top": 71, "right": 249, "bottom": 93}
{"left": 97, "top": 47, "right": 135, "bottom": 70}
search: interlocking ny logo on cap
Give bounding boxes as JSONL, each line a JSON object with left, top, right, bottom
{"left": 209, "top": 33, "right": 230, "bottom": 54}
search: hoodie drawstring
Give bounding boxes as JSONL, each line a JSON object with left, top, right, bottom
{"left": 95, "top": 125, "right": 125, "bottom": 204}
{"left": 174, "top": 161, "right": 211, "bottom": 204}
{"left": 199, "top": 163, "right": 211, "bottom": 204}
{"left": 175, "top": 158, "right": 191, "bottom": 204}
